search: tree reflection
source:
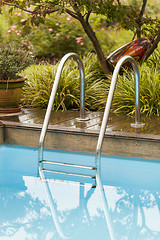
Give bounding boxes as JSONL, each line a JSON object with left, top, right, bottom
{"left": 0, "top": 173, "right": 160, "bottom": 240}
{"left": 0, "top": 175, "right": 58, "bottom": 239}
{"left": 110, "top": 187, "right": 160, "bottom": 240}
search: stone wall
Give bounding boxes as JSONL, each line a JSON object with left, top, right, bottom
{"left": 1, "top": 121, "right": 160, "bottom": 160}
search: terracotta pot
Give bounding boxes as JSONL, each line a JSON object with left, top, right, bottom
{"left": 0, "top": 77, "right": 26, "bottom": 113}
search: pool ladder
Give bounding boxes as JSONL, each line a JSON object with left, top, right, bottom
{"left": 38, "top": 53, "right": 144, "bottom": 240}
{"left": 39, "top": 159, "right": 96, "bottom": 183}
{"left": 38, "top": 53, "right": 144, "bottom": 183}
{"left": 38, "top": 53, "right": 96, "bottom": 182}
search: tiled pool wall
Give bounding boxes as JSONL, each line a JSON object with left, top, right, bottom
{"left": 0, "top": 121, "right": 160, "bottom": 160}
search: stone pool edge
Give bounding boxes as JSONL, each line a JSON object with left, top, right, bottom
{"left": 0, "top": 120, "right": 160, "bottom": 160}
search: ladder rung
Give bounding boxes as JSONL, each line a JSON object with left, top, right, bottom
{"left": 41, "top": 168, "right": 96, "bottom": 179}
{"left": 40, "top": 160, "right": 96, "bottom": 170}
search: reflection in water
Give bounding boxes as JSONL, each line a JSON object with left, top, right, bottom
{"left": 104, "top": 187, "right": 160, "bottom": 240}
{"left": 0, "top": 171, "right": 160, "bottom": 240}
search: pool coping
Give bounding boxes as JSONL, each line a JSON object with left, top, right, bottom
{"left": 1, "top": 120, "right": 160, "bottom": 160}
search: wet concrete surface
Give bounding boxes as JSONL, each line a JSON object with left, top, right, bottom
{"left": 0, "top": 108, "right": 160, "bottom": 135}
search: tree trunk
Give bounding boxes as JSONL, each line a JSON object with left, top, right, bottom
{"left": 136, "top": 0, "right": 147, "bottom": 39}
{"left": 71, "top": 8, "right": 111, "bottom": 77}
{"left": 142, "top": 28, "right": 160, "bottom": 62}
{"left": 81, "top": 19, "right": 112, "bottom": 76}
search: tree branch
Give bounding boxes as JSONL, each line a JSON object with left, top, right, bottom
{"left": 136, "top": 0, "right": 147, "bottom": 38}
{"left": 142, "top": 27, "right": 160, "bottom": 62}
{"left": 0, "top": 0, "right": 33, "bottom": 13}
{"left": 85, "top": 10, "right": 92, "bottom": 24}
{"left": 71, "top": 4, "right": 111, "bottom": 76}
{"left": 116, "top": 0, "right": 121, "bottom": 7}
{"left": 66, "top": 8, "right": 79, "bottom": 20}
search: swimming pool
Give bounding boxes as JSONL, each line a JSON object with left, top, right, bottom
{"left": 1, "top": 144, "right": 160, "bottom": 240}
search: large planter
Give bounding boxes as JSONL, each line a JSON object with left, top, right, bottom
{"left": 0, "top": 77, "right": 26, "bottom": 113}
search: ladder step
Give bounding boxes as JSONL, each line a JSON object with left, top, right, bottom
{"left": 41, "top": 168, "right": 96, "bottom": 179}
{"left": 40, "top": 160, "right": 96, "bottom": 170}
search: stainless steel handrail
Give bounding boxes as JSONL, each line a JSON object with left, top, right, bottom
{"left": 96, "top": 55, "right": 144, "bottom": 176}
{"left": 39, "top": 169, "right": 69, "bottom": 239}
{"left": 95, "top": 56, "right": 145, "bottom": 240}
{"left": 39, "top": 168, "right": 83, "bottom": 239}
{"left": 38, "top": 53, "right": 86, "bottom": 164}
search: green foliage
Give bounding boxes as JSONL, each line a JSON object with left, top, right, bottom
{"left": 112, "top": 62, "right": 160, "bottom": 116}
{"left": 1, "top": 1, "right": 159, "bottom": 115}
{"left": 29, "top": 13, "right": 91, "bottom": 58}
{"left": 1, "top": 1, "right": 159, "bottom": 63}
{"left": 21, "top": 51, "right": 160, "bottom": 116}
{"left": 0, "top": 6, "right": 34, "bottom": 50}
{"left": 89, "top": 14, "right": 116, "bottom": 55}
{"left": 111, "top": 71, "right": 137, "bottom": 114}
{"left": 0, "top": 6, "right": 95, "bottom": 58}
{"left": 139, "top": 64, "right": 160, "bottom": 116}
{"left": 21, "top": 53, "right": 107, "bottom": 110}
{"left": 82, "top": 53, "right": 109, "bottom": 110}
{"left": 82, "top": 49, "right": 160, "bottom": 116}
{"left": 145, "top": 49, "right": 160, "bottom": 70}
{"left": 1, "top": 0, "right": 160, "bottom": 81}
{"left": 0, "top": 5, "right": 124, "bottom": 60}
{"left": 92, "top": 50, "right": 160, "bottom": 116}
{"left": 0, "top": 44, "right": 34, "bottom": 80}
{"left": 21, "top": 63, "right": 79, "bottom": 110}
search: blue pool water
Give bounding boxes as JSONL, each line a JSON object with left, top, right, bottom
{"left": 0, "top": 144, "right": 160, "bottom": 240}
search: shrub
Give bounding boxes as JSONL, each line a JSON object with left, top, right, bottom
{"left": 21, "top": 63, "right": 79, "bottom": 110}
{"left": 0, "top": 44, "right": 34, "bottom": 80}
{"left": 21, "top": 50, "right": 160, "bottom": 116}
{"left": 0, "top": 6, "right": 118, "bottom": 60}
{"left": 145, "top": 49, "right": 160, "bottom": 70}
{"left": 84, "top": 51, "right": 160, "bottom": 116}
{"left": 0, "top": 7, "right": 92, "bottom": 59}
{"left": 0, "top": 6, "right": 33, "bottom": 50}
{"left": 139, "top": 65, "right": 160, "bottom": 116}
{"left": 21, "top": 53, "right": 107, "bottom": 110}
{"left": 112, "top": 63, "right": 160, "bottom": 116}
{"left": 29, "top": 13, "right": 91, "bottom": 59}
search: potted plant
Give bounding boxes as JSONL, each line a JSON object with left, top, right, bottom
{"left": 0, "top": 44, "right": 34, "bottom": 113}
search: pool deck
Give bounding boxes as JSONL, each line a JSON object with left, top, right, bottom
{"left": 0, "top": 108, "right": 160, "bottom": 160}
